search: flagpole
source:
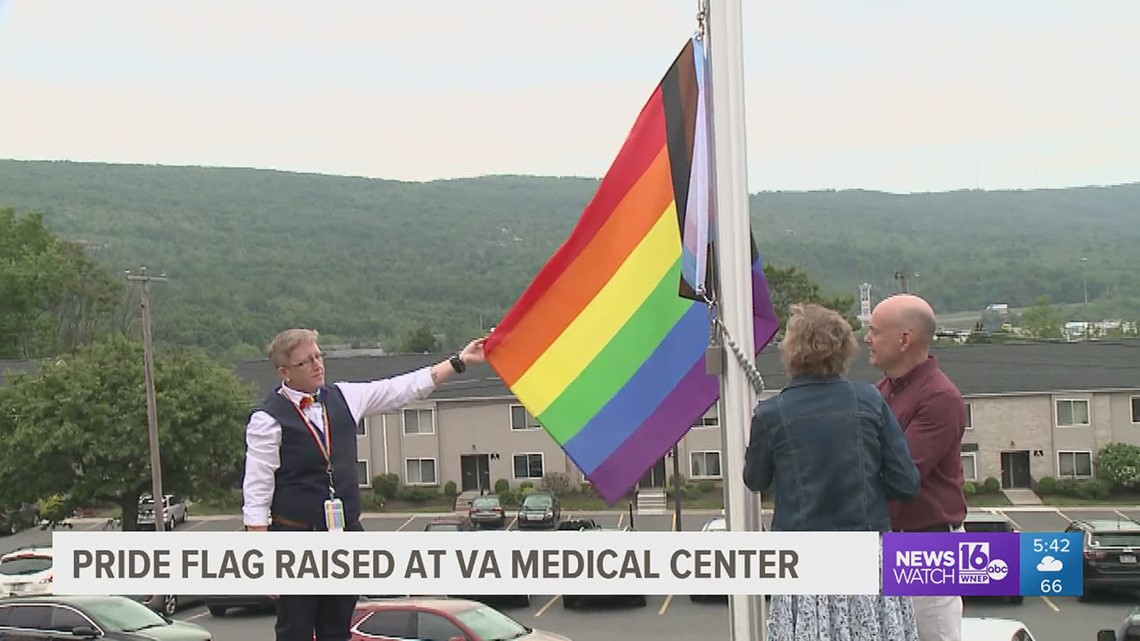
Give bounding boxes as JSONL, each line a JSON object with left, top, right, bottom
{"left": 705, "top": 1, "right": 767, "bottom": 641}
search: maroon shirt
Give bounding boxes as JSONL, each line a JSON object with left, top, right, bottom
{"left": 876, "top": 355, "right": 968, "bottom": 531}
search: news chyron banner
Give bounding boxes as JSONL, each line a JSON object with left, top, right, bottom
{"left": 883, "top": 531, "right": 1085, "bottom": 597}
{"left": 50, "top": 531, "right": 880, "bottom": 596}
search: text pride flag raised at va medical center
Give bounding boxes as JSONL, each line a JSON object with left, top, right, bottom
{"left": 483, "top": 37, "right": 780, "bottom": 504}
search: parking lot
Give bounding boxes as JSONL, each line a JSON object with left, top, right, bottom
{"left": 3, "top": 506, "right": 1139, "bottom": 640}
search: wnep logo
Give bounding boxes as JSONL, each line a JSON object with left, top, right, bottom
{"left": 957, "top": 542, "right": 1009, "bottom": 585}
{"left": 883, "top": 533, "right": 1021, "bottom": 597}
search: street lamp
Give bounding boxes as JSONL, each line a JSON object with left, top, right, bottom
{"left": 1081, "top": 257, "right": 1088, "bottom": 304}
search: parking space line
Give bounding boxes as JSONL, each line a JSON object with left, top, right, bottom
{"left": 1041, "top": 596, "right": 1060, "bottom": 612}
{"left": 1114, "top": 509, "right": 1129, "bottom": 520}
{"left": 507, "top": 516, "right": 518, "bottom": 530}
{"left": 534, "top": 595, "right": 560, "bottom": 617}
{"left": 1053, "top": 509, "right": 1073, "bottom": 523}
{"left": 182, "top": 519, "right": 208, "bottom": 531}
{"left": 617, "top": 513, "right": 625, "bottom": 529}
{"left": 396, "top": 516, "right": 415, "bottom": 531}
{"left": 672, "top": 513, "right": 677, "bottom": 531}
{"left": 658, "top": 594, "right": 674, "bottom": 615}
{"left": 181, "top": 611, "right": 210, "bottom": 621}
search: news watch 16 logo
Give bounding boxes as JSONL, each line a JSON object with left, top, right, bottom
{"left": 883, "top": 533, "right": 1021, "bottom": 597}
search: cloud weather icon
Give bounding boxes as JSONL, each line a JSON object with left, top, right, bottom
{"left": 1037, "top": 556, "right": 1063, "bottom": 572}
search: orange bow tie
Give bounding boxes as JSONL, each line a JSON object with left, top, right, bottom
{"left": 299, "top": 394, "right": 321, "bottom": 410}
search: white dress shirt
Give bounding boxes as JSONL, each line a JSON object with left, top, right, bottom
{"left": 242, "top": 368, "right": 435, "bottom": 526}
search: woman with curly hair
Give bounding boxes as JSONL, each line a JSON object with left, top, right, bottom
{"left": 745, "top": 303, "right": 921, "bottom": 641}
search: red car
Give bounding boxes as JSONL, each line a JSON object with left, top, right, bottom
{"left": 349, "top": 597, "right": 571, "bottom": 641}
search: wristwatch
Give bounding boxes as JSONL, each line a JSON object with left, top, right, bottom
{"left": 449, "top": 353, "right": 466, "bottom": 374}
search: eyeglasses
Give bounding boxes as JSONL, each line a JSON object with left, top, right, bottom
{"left": 289, "top": 352, "right": 325, "bottom": 369}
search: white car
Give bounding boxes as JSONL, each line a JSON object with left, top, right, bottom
{"left": 0, "top": 546, "right": 53, "bottom": 597}
{"left": 701, "top": 517, "right": 726, "bottom": 532}
{"left": 961, "top": 617, "right": 1037, "bottom": 641}
{"left": 137, "top": 494, "right": 187, "bottom": 530}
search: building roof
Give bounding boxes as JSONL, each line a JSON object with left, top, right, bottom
{"left": 5, "top": 339, "right": 1140, "bottom": 402}
{"left": 233, "top": 339, "right": 1140, "bottom": 400}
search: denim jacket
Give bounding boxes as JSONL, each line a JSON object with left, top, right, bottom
{"left": 744, "top": 374, "right": 920, "bottom": 532}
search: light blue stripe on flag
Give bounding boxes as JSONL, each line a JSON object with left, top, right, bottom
{"left": 681, "top": 36, "right": 710, "bottom": 298}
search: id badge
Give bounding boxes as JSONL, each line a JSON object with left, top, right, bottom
{"left": 324, "top": 498, "right": 346, "bottom": 532}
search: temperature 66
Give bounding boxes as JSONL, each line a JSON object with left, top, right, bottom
{"left": 1040, "top": 579, "right": 1063, "bottom": 593}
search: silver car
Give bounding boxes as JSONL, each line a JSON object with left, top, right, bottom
{"left": 136, "top": 494, "right": 187, "bottom": 530}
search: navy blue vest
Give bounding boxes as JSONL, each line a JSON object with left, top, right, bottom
{"left": 258, "top": 385, "right": 362, "bottom": 530}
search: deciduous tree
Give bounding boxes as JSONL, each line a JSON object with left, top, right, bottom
{"left": 0, "top": 335, "right": 255, "bottom": 529}
{"left": 0, "top": 207, "right": 125, "bottom": 359}
{"left": 1019, "top": 295, "right": 1065, "bottom": 339}
{"left": 763, "top": 264, "right": 859, "bottom": 332}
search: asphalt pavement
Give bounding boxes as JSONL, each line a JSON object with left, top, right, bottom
{"left": 3, "top": 506, "right": 1138, "bottom": 640}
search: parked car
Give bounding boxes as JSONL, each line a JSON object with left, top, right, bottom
{"left": 136, "top": 494, "right": 188, "bottom": 530}
{"left": 1098, "top": 605, "right": 1140, "bottom": 641}
{"left": 468, "top": 495, "right": 506, "bottom": 529}
{"left": 516, "top": 492, "right": 560, "bottom": 529}
{"left": 962, "top": 511, "right": 1023, "bottom": 604}
{"left": 203, "top": 594, "right": 276, "bottom": 617}
{"left": 690, "top": 517, "right": 726, "bottom": 602}
{"left": 0, "top": 504, "right": 39, "bottom": 536}
{"left": 557, "top": 518, "right": 603, "bottom": 531}
{"left": 129, "top": 592, "right": 207, "bottom": 617}
{"left": 562, "top": 526, "right": 645, "bottom": 609}
{"left": 1065, "top": 518, "right": 1140, "bottom": 600}
{"left": 349, "top": 597, "right": 570, "bottom": 641}
{"left": 0, "top": 594, "right": 213, "bottom": 640}
{"left": 0, "top": 546, "right": 53, "bottom": 598}
{"left": 960, "top": 616, "right": 1037, "bottom": 640}
{"left": 424, "top": 517, "right": 475, "bottom": 532}
{"left": 963, "top": 510, "right": 1020, "bottom": 533}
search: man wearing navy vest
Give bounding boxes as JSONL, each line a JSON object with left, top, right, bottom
{"left": 242, "top": 328, "right": 485, "bottom": 641}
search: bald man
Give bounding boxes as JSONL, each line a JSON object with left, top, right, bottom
{"left": 866, "top": 294, "right": 968, "bottom": 641}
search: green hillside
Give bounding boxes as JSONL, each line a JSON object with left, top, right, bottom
{"left": 2, "top": 159, "right": 1137, "bottom": 356}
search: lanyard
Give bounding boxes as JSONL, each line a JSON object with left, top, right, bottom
{"left": 284, "top": 390, "right": 336, "bottom": 497}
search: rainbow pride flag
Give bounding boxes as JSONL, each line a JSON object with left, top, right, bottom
{"left": 484, "top": 37, "right": 779, "bottom": 504}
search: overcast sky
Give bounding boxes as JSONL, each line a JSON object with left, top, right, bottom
{"left": 1, "top": 0, "right": 1137, "bottom": 194}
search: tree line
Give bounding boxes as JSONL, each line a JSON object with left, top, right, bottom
{"left": 2, "top": 160, "right": 1137, "bottom": 358}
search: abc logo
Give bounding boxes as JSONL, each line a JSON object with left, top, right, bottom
{"left": 987, "top": 559, "right": 1009, "bottom": 581}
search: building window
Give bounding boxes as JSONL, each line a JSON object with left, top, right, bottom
{"left": 1057, "top": 451, "right": 1093, "bottom": 479}
{"left": 510, "top": 405, "right": 541, "bottom": 430}
{"left": 693, "top": 406, "right": 718, "bottom": 428}
{"left": 405, "top": 458, "right": 437, "bottom": 485}
{"left": 960, "top": 453, "right": 977, "bottom": 482}
{"left": 1055, "top": 399, "right": 1090, "bottom": 427}
{"left": 1131, "top": 396, "right": 1139, "bottom": 424}
{"left": 690, "top": 451, "right": 722, "bottom": 479}
{"left": 402, "top": 409, "right": 435, "bottom": 435}
{"left": 356, "top": 459, "right": 371, "bottom": 487}
{"left": 513, "top": 453, "right": 545, "bottom": 479}
{"left": 964, "top": 403, "right": 972, "bottom": 430}
{"left": 356, "top": 418, "right": 367, "bottom": 436}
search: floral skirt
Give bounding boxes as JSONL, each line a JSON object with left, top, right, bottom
{"left": 767, "top": 535, "right": 918, "bottom": 641}
{"left": 767, "top": 593, "right": 919, "bottom": 641}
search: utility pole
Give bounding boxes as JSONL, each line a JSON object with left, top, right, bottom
{"left": 126, "top": 267, "right": 167, "bottom": 531}
{"left": 671, "top": 445, "right": 682, "bottom": 531}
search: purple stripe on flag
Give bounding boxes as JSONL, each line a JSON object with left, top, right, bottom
{"left": 588, "top": 357, "right": 718, "bottom": 504}
{"left": 588, "top": 262, "right": 778, "bottom": 504}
